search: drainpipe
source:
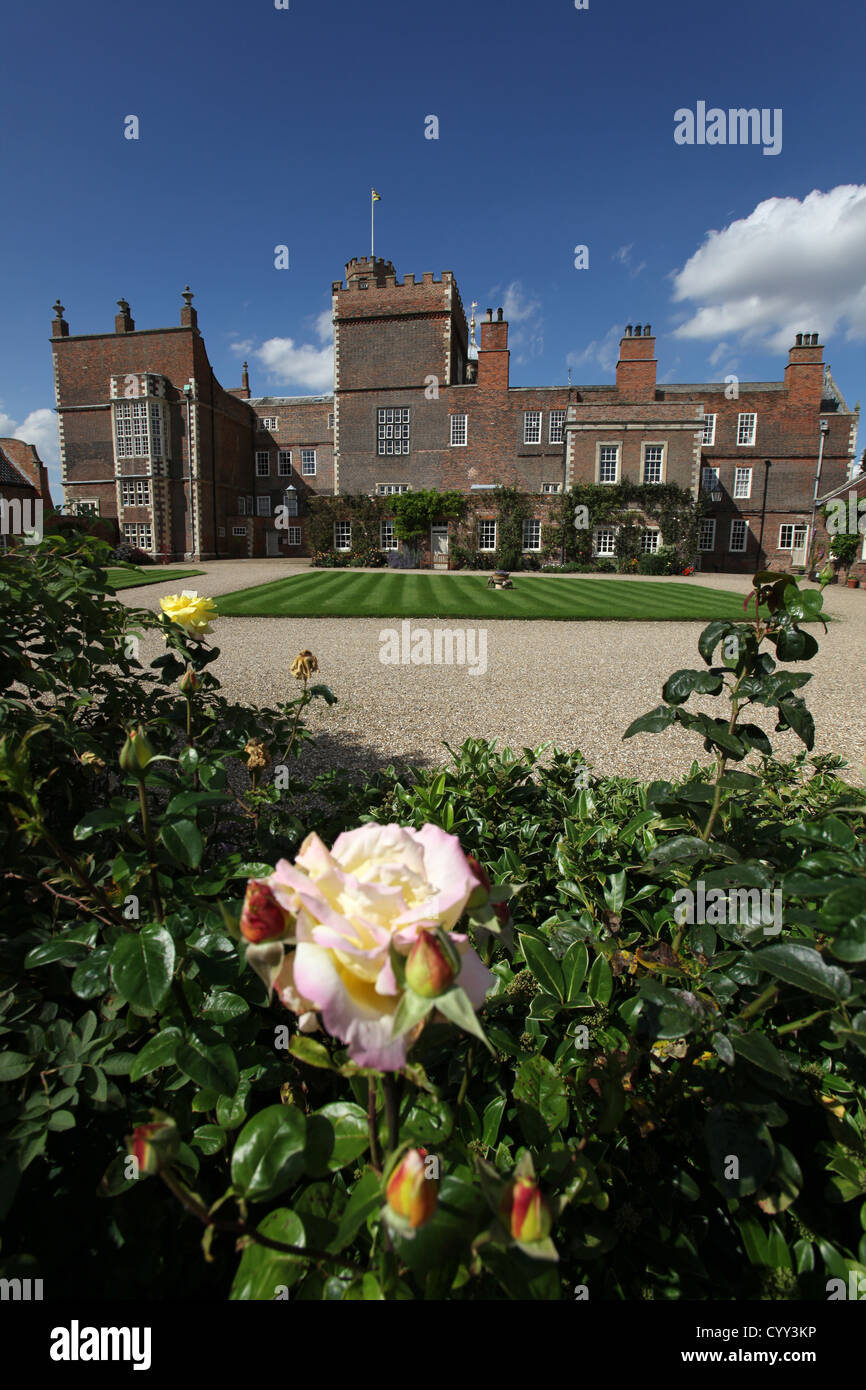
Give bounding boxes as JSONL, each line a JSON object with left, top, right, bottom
{"left": 210, "top": 368, "right": 219, "bottom": 558}
{"left": 757, "top": 460, "right": 771, "bottom": 565}
{"left": 807, "top": 419, "right": 830, "bottom": 573}
{"left": 183, "top": 383, "right": 196, "bottom": 560}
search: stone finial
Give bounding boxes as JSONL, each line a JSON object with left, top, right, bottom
{"left": 182, "top": 286, "right": 194, "bottom": 307}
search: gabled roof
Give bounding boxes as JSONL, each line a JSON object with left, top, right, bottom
{"left": 0, "top": 443, "right": 31, "bottom": 487}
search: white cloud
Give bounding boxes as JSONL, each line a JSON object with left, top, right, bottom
{"left": 486, "top": 280, "right": 543, "bottom": 362}
{"left": 568, "top": 324, "right": 623, "bottom": 376}
{"left": 0, "top": 404, "right": 62, "bottom": 499}
{"left": 253, "top": 337, "right": 334, "bottom": 392}
{"left": 314, "top": 309, "right": 333, "bottom": 343}
{"left": 229, "top": 338, "right": 254, "bottom": 356}
{"left": 672, "top": 185, "right": 866, "bottom": 351}
{"left": 612, "top": 244, "right": 647, "bottom": 277}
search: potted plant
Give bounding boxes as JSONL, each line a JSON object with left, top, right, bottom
{"left": 829, "top": 531, "right": 861, "bottom": 585}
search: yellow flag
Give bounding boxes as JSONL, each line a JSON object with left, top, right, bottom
{"left": 372, "top": 189, "right": 382, "bottom": 201}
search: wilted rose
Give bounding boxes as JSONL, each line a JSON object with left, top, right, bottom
{"left": 290, "top": 650, "right": 319, "bottom": 681}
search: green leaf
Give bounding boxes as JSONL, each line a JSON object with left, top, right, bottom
{"left": 230, "top": 1208, "right": 307, "bottom": 1300}
{"left": 0, "top": 1051, "right": 33, "bottom": 1081}
{"left": 192, "top": 1124, "right": 227, "bottom": 1155}
{"left": 288, "top": 1036, "right": 335, "bottom": 1070}
{"left": 730, "top": 1030, "right": 792, "bottom": 1080}
{"left": 330, "top": 1169, "right": 382, "bottom": 1251}
{"left": 753, "top": 943, "right": 851, "bottom": 1002}
{"left": 391, "top": 989, "right": 436, "bottom": 1041}
{"left": 586, "top": 954, "right": 612, "bottom": 1005}
{"left": 174, "top": 1030, "right": 240, "bottom": 1096}
{"left": 622, "top": 705, "right": 678, "bottom": 739}
{"left": 698, "top": 620, "right": 735, "bottom": 665}
{"left": 561, "top": 941, "right": 589, "bottom": 1001}
{"left": 201, "top": 991, "right": 249, "bottom": 1023}
{"left": 25, "top": 937, "right": 91, "bottom": 969}
{"left": 435, "top": 987, "right": 493, "bottom": 1051}
{"left": 231, "top": 1105, "right": 308, "bottom": 1202}
{"left": 129, "top": 1026, "right": 182, "bottom": 1082}
{"left": 71, "top": 947, "right": 112, "bottom": 999}
{"left": 519, "top": 935, "right": 564, "bottom": 1001}
{"left": 513, "top": 1054, "right": 569, "bottom": 1137}
{"left": 160, "top": 818, "right": 204, "bottom": 870}
{"left": 775, "top": 697, "right": 815, "bottom": 750}
{"left": 110, "top": 925, "right": 175, "bottom": 1011}
{"left": 482, "top": 1095, "right": 507, "bottom": 1149}
{"left": 73, "top": 807, "right": 130, "bottom": 841}
{"left": 648, "top": 835, "right": 716, "bottom": 867}
{"left": 662, "top": 669, "right": 725, "bottom": 705}
{"left": 783, "top": 586, "right": 824, "bottom": 622}
{"left": 315, "top": 1103, "right": 369, "bottom": 1170}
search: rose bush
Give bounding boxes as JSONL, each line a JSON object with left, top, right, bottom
{"left": 1, "top": 534, "right": 866, "bottom": 1303}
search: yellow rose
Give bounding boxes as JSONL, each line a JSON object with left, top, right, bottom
{"left": 159, "top": 590, "right": 217, "bottom": 637}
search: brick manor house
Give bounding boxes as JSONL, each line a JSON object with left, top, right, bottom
{"left": 50, "top": 257, "right": 861, "bottom": 572}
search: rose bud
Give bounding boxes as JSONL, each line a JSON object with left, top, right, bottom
{"left": 119, "top": 725, "right": 156, "bottom": 777}
{"left": 179, "top": 667, "right": 199, "bottom": 697}
{"left": 493, "top": 899, "right": 511, "bottom": 930}
{"left": 404, "top": 926, "right": 461, "bottom": 998}
{"left": 466, "top": 855, "right": 492, "bottom": 910}
{"left": 500, "top": 1176, "right": 552, "bottom": 1243}
{"left": 128, "top": 1115, "right": 179, "bottom": 1177}
{"left": 386, "top": 1148, "right": 439, "bottom": 1229}
{"left": 240, "top": 879, "right": 289, "bottom": 943}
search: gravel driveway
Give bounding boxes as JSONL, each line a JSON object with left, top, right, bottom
{"left": 118, "top": 562, "right": 865, "bottom": 787}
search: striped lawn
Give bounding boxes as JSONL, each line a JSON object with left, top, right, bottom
{"left": 106, "top": 567, "right": 204, "bottom": 591}
{"left": 215, "top": 571, "right": 759, "bottom": 621}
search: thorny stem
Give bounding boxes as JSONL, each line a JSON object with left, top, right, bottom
{"left": 137, "top": 780, "right": 164, "bottom": 921}
{"left": 281, "top": 688, "right": 310, "bottom": 764}
{"left": 3, "top": 872, "right": 124, "bottom": 932}
{"left": 368, "top": 1076, "right": 383, "bottom": 1173}
{"left": 383, "top": 1074, "right": 401, "bottom": 1159}
{"left": 158, "top": 1168, "right": 338, "bottom": 1263}
{"left": 738, "top": 982, "right": 778, "bottom": 1022}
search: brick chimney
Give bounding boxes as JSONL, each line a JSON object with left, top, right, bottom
{"left": 51, "top": 299, "right": 69, "bottom": 338}
{"left": 240, "top": 361, "right": 250, "bottom": 399}
{"left": 181, "top": 286, "right": 198, "bottom": 330}
{"left": 477, "top": 307, "right": 509, "bottom": 390}
{"left": 784, "top": 331, "right": 824, "bottom": 404}
{"left": 616, "top": 323, "right": 656, "bottom": 400}
{"left": 115, "top": 299, "right": 135, "bottom": 334}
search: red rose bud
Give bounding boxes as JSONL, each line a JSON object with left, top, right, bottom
{"left": 119, "top": 725, "right": 156, "bottom": 777}
{"left": 500, "top": 1177, "right": 552, "bottom": 1243}
{"left": 493, "top": 899, "right": 511, "bottom": 930}
{"left": 466, "top": 855, "right": 492, "bottom": 910}
{"left": 240, "top": 879, "right": 288, "bottom": 943}
{"left": 129, "top": 1116, "right": 179, "bottom": 1177}
{"left": 179, "top": 667, "right": 199, "bottom": 697}
{"left": 404, "top": 926, "right": 461, "bottom": 998}
{"left": 386, "top": 1148, "right": 439, "bottom": 1229}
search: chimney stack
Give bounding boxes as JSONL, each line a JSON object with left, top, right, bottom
{"left": 241, "top": 361, "right": 250, "bottom": 399}
{"left": 616, "top": 322, "right": 657, "bottom": 400}
{"left": 115, "top": 299, "right": 134, "bottom": 334}
{"left": 477, "top": 310, "right": 510, "bottom": 390}
{"left": 52, "top": 299, "right": 69, "bottom": 338}
{"left": 181, "top": 286, "right": 198, "bottom": 330}
{"left": 785, "top": 331, "right": 824, "bottom": 404}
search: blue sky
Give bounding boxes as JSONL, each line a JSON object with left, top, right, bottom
{"left": 2, "top": 0, "right": 864, "bottom": 497}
